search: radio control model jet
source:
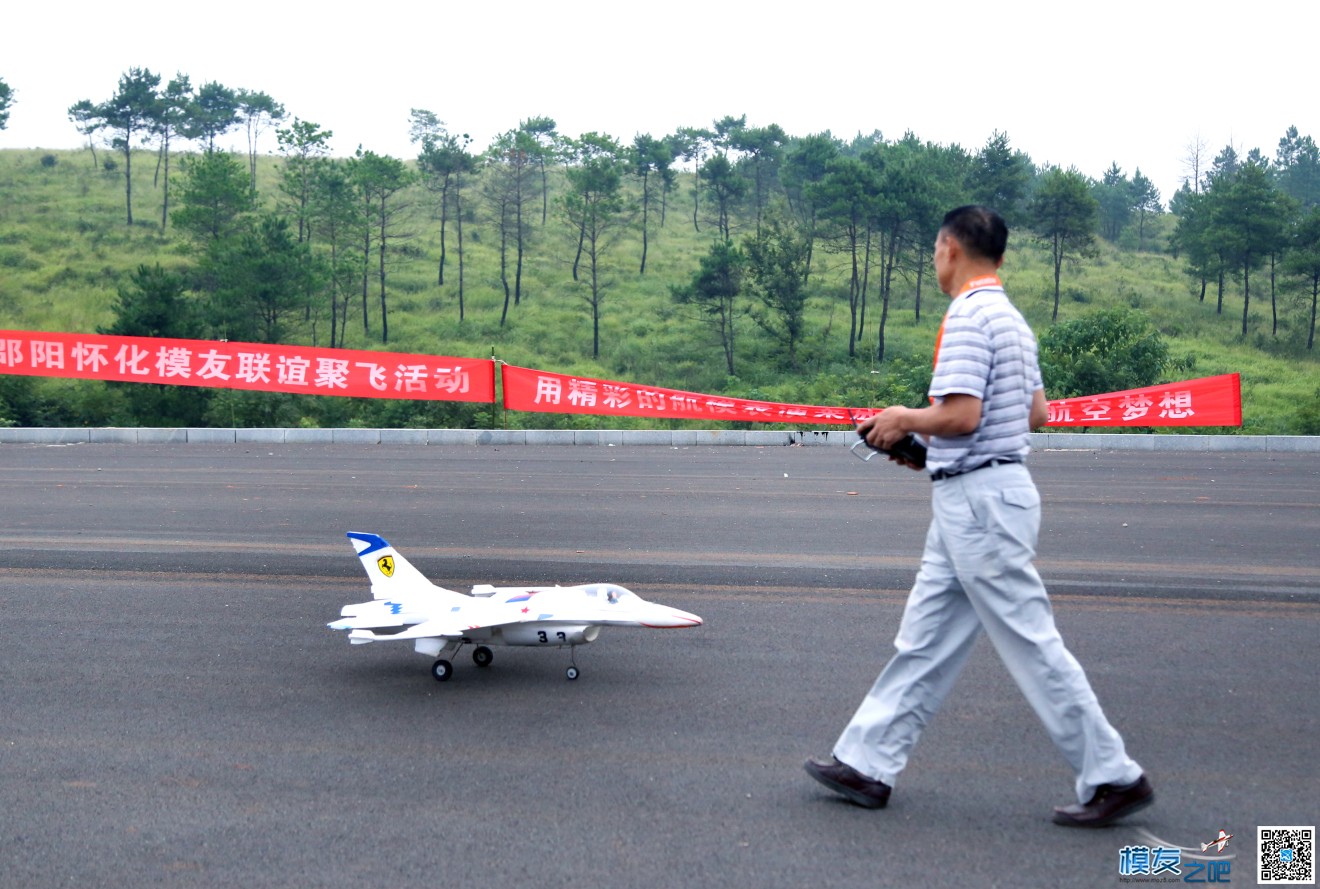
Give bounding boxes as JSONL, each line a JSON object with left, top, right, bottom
{"left": 329, "top": 533, "right": 703, "bottom": 682}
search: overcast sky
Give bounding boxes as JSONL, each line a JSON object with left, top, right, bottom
{"left": 2, "top": 0, "right": 1314, "bottom": 207}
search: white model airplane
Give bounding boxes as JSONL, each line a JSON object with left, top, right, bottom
{"left": 1201, "top": 830, "right": 1233, "bottom": 853}
{"left": 329, "top": 532, "right": 703, "bottom": 681}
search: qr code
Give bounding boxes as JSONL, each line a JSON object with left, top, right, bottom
{"left": 1259, "top": 826, "right": 1315, "bottom": 884}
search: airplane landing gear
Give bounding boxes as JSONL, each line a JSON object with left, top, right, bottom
{"left": 431, "top": 659, "right": 453, "bottom": 682}
{"left": 472, "top": 646, "right": 493, "bottom": 668}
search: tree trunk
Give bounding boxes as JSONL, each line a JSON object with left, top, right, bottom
{"left": 1309, "top": 277, "right": 1317, "bottom": 350}
{"left": 877, "top": 232, "right": 898, "bottom": 362}
{"left": 803, "top": 212, "right": 816, "bottom": 285}
{"left": 722, "top": 300, "right": 735, "bottom": 376}
{"left": 877, "top": 282, "right": 890, "bottom": 364}
{"left": 123, "top": 143, "right": 134, "bottom": 226}
{"left": 859, "top": 229, "right": 872, "bottom": 338}
{"left": 572, "top": 219, "right": 585, "bottom": 282}
{"left": 590, "top": 250, "right": 600, "bottom": 359}
{"left": 691, "top": 170, "right": 700, "bottom": 233}
{"left": 324, "top": 237, "right": 335, "bottom": 348}
{"left": 361, "top": 226, "right": 371, "bottom": 336}
{"left": 914, "top": 244, "right": 926, "bottom": 323}
{"left": 438, "top": 179, "right": 449, "bottom": 286}
{"left": 498, "top": 218, "right": 511, "bottom": 327}
{"left": 247, "top": 124, "right": 259, "bottom": 192}
{"left": 540, "top": 158, "right": 548, "bottom": 225}
{"left": 160, "top": 134, "right": 171, "bottom": 231}
{"left": 378, "top": 202, "right": 389, "bottom": 344}
{"left": 1241, "top": 260, "right": 1251, "bottom": 338}
{"left": 456, "top": 179, "right": 465, "bottom": 322}
{"left": 639, "top": 172, "right": 650, "bottom": 275}
{"left": 514, "top": 194, "right": 525, "bottom": 306}
{"left": 1052, "top": 235, "right": 1063, "bottom": 322}
{"left": 1270, "top": 252, "right": 1278, "bottom": 336}
{"left": 847, "top": 226, "right": 860, "bottom": 358}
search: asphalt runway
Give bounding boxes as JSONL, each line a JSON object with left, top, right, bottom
{"left": 1, "top": 443, "right": 1317, "bottom": 888}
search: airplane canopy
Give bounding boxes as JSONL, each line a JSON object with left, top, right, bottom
{"left": 585, "top": 584, "right": 635, "bottom": 604}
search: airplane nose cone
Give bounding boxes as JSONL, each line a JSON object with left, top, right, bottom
{"left": 663, "top": 607, "right": 703, "bottom": 628}
{"left": 636, "top": 600, "right": 702, "bottom": 628}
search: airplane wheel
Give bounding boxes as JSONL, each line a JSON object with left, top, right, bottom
{"left": 431, "top": 659, "right": 453, "bottom": 682}
{"left": 472, "top": 646, "right": 493, "bottom": 668}
{"left": 566, "top": 666, "right": 580, "bottom": 681}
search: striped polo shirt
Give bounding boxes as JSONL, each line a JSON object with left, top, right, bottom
{"left": 924, "top": 279, "right": 1042, "bottom": 476}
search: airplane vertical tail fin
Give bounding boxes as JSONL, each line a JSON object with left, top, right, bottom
{"left": 346, "top": 532, "right": 453, "bottom": 600}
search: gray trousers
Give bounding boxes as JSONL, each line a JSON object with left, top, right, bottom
{"left": 833, "top": 462, "right": 1142, "bottom": 804}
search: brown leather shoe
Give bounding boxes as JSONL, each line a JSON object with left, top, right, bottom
{"left": 803, "top": 756, "right": 891, "bottom": 809}
{"left": 1052, "top": 774, "right": 1154, "bottom": 827}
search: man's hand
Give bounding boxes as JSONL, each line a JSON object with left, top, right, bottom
{"left": 852, "top": 411, "right": 924, "bottom": 472}
{"left": 857, "top": 406, "right": 911, "bottom": 451}
{"left": 856, "top": 394, "right": 982, "bottom": 452}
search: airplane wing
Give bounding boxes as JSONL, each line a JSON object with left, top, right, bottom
{"left": 334, "top": 595, "right": 501, "bottom": 643}
{"left": 348, "top": 618, "right": 469, "bottom": 644}
{"left": 468, "top": 585, "right": 702, "bottom": 629}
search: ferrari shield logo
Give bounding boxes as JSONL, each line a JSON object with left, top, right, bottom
{"left": 376, "top": 555, "right": 395, "bottom": 578}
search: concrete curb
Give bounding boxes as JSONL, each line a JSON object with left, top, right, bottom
{"left": 0, "top": 427, "right": 1316, "bottom": 451}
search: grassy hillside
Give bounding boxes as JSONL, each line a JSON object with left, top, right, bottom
{"left": 1, "top": 147, "right": 1317, "bottom": 433}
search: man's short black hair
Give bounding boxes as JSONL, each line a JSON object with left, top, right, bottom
{"left": 940, "top": 205, "right": 1008, "bottom": 263}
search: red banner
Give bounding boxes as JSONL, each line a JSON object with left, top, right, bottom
{"left": 0, "top": 329, "right": 1241, "bottom": 427}
{"left": 502, "top": 363, "right": 876, "bottom": 425}
{"left": 1045, "top": 374, "right": 1241, "bottom": 427}
{"left": 0, "top": 330, "right": 496, "bottom": 403}
{"left": 504, "top": 364, "right": 1243, "bottom": 428}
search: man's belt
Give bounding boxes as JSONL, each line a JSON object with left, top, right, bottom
{"left": 929, "top": 456, "right": 1023, "bottom": 482}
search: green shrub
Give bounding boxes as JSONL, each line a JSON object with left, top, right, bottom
{"left": 1294, "top": 388, "right": 1320, "bottom": 434}
{"left": 1039, "top": 306, "right": 1170, "bottom": 398}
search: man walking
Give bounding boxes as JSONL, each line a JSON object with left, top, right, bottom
{"left": 804, "top": 205, "right": 1153, "bottom": 827}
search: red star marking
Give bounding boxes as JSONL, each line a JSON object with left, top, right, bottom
{"left": 521, "top": 607, "right": 530, "bottom": 614}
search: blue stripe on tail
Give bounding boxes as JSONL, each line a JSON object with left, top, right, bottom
{"left": 347, "top": 532, "right": 390, "bottom": 556}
